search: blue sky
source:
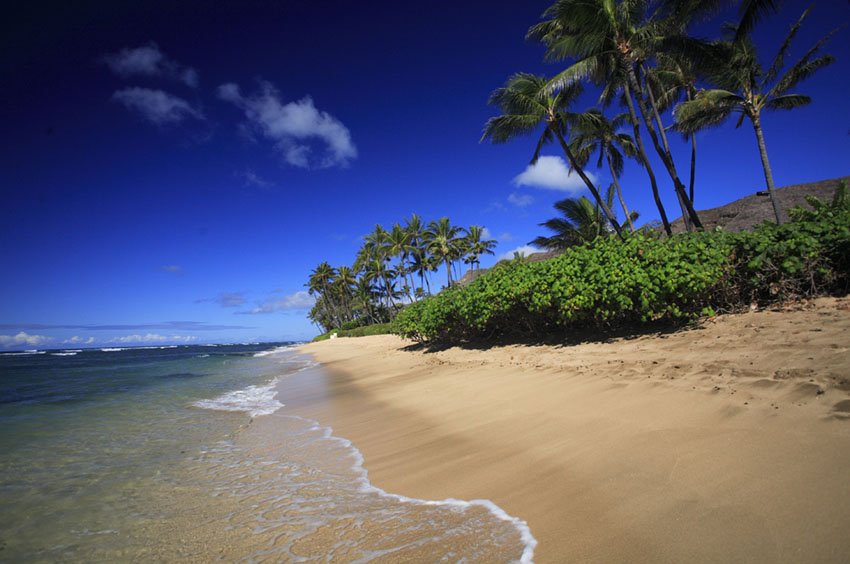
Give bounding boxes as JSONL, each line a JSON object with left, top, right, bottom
{"left": 1, "top": 1, "right": 848, "bottom": 348}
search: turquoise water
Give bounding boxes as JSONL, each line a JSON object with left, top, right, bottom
{"left": 0, "top": 344, "right": 534, "bottom": 562}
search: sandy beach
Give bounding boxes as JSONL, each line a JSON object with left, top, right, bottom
{"left": 291, "top": 297, "right": 850, "bottom": 562}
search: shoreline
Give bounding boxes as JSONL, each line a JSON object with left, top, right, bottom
{"left": 292, "top": 296, "right": 850, "bottom": 562}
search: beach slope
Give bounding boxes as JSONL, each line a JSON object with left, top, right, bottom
{"left": 296, "top": 297, "right": 850, "bottom": 562}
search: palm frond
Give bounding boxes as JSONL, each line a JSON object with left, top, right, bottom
{"left": 736, "top": 0, "right": 782, "bottom": 41}
{"left": 673, "top": 89, "right": 742, "bottom": 133}
{"left": 765, "top": 94, "right": 811, "bottom": 111}
{"left": 763, "top": 5, "right": 811, "bottom": 86}
{"left": 770, "top": 52, "right": 835, "bottom": 98}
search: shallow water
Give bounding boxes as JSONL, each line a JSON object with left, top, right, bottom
{"left": 0, "top": 344, "right": 534, "bottom": 561}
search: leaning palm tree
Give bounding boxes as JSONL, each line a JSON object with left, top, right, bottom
{"left": 530, "top": 184, "right": 627, "bottom": 250}
{"left": 528, "top": 0, "right": 704, "bottom": 231}
{"left": 482, "top": 73, "right": 625, "bottom": 239}
{"left": 569, "top": 110, "right": 639, "bottom": 231}
{"left": 674, "top": 7, "right": 835, "bottom": 224}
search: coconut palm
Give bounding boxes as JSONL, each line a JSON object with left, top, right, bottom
{"left": 307, "top": 262, "right": 341, "bottom": 328}
{"left": 528, "top": 0, "right": 704, "bottom": 231}
{"left": 425, "top": 217, "right": 466, "bottom": 287}
{"left": 569, "top": 110, "right": 639, "bottom": 231}
{"left": 482, "top": 73, "right": 625, "bottom": 238}
{"left": 530, "top": 184, "right": 629, "bottom": 250}
{"left": 674, "top": 7, "right": 835, "bottom": 224}
{"left": 388, "top": 223, "right": 416, "bottom": 301}
{"left": 464, "top": 225, "right": 497, "bottom": 271}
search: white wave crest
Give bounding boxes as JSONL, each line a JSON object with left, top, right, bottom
{"left": 193, "top": 379, "right": 283, "bottom": 417}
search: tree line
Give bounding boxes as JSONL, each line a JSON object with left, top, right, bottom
{"left": 306, "top": 217, "right": 496, "bottom": 332}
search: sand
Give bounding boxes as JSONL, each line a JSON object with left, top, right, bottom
{"left": 290, "top": 297, "right": 850, "bottom": 562}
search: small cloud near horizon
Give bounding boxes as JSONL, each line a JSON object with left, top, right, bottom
{"left": 63, "top": 336, "right": 96, "bottom": 345}
{"left": 243, "top": 290, "right": 315, "bottom": 314}
{"left": 0, "top": 332, "right": 50, "bottom": 348}
{"left": 513, "top": 156, "right": 595, "bottom": 193}
{"left": 102, "top": 42, "right": 199, "bottom": 87}
{"left": 113, "top": 88, "right": 204, "bottom": 125}
{"left": 217, "top": 81, "right": 357, "bottom": 169}
{"left": 498, "top": 244, "right": 537, "bottom": 261}
{"left": 498, "top": 232, "right": 514, "bottom": 242}
{"left": 111, "top": 333, "right": 198, "bottom": 343}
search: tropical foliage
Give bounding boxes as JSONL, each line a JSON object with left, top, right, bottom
{"left": 306, "top": 217, "right": 496, "bottom": 333}
{"left": 395, "top": 201, "right": 850, "bottom": 343}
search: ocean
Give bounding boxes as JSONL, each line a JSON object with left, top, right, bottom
{"left": 0, "top": 344, "right": 533, "bottom": 562}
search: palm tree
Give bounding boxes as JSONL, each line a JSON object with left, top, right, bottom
{"left": 464, "top": 225, "right": 497, "bottom": 271}
{"left": 307, "top": 262, "right": 340, "bottom": 328}
{"left": 528, "top": 0, "right": 704, "bottom": 231}
{"left": 425, "top": 217, "right": 465, "bottom": 287}
{"left": 388, "top": 223, "right": 416, "bottom": 301}
{"left": 674, "top": 7, "right": 835, "bottom": 224}
{"left": 404, "top": 213, "right": 428, "bottom": 297}
{"left": 482, "top": 73, "right": 625, "bottom": 238}
{"left": 569, "top": 110, "right": 639, "bottom": 231}
{"left": 530, "top": 184, "right": 627, "bottom": 250}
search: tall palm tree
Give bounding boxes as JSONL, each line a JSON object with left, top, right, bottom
{"left": 464, "top": 225, "right": 497, "bottom": 271}
{"left": 404, "top": 213, "right": 427, "bottom": 297}
{"left": 482, "top": 73, "right": 625, "bottom": 238}
{"left": 307, "top": 262, "right": 340, "bottom": 328}
{"left": 388, "top": 223, "right": 416, "bottom": 301}
{"left": 530, "top": 184, "right": 627, "bottom": 250}
{"left": 528, "top": 0, "right": 704, "bottom": 231}
{"left": 569, "top": 110, "right": 639, "bottom": 231}
{"left": 674, "top": 7, "right": 835, "bottom": 224}
{"left": 425, "top": 217, "right": 465, "bottom": 287}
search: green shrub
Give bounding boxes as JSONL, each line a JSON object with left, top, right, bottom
{"left": 394, "top": 209, "right": 850, "bottom": 343}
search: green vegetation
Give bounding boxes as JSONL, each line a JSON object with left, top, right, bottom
{"left": 312, "top": 323, "right": 395, "bottom": 342}
{"left": 306, "top": 216, "right": 496, "bottom": 334}
{"left": 394, "top": 195, "right": 850, "bottom": 343}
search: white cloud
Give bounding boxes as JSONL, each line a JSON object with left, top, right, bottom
{"left": 160, "top": 264, "right": 183, "bottom": 273}
{"left": 217, "top": 81, "right": 357, "bottom": 169}
{"left": 0, "top": 332, "right": 50, "bottom": 348}
{"left": 113, "top": 88, "right": 203, "bottom": 125}
{"left": 498, "top": 232, "right": 514, "bottom": 242}
{"left": 481, "top": 227, "right": 493, "bottom": 240}
{"left": 113, "top": 334, "right": 198, "bottom": 343}
{"left": 507, "top": 192, "right": 534, "bottom": 207}
{"left": 498, "top": 245, "right": 537, "bottom": 261}
{"left": 513, "top": 156, "right": 596, "bottom": 193}
{"left": 63, "top": 336, "right": 95, "bottom": 345}
{"left": 103, "top": 42, "right": 198, "bottom": 87}
{"left": 239, "top": 169, "right": 275, "bottom": 189}
{"left": 246, "top": 291, "right": 315, "bottom": 314}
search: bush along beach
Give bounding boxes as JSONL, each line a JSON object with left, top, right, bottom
{"left": 394, "top": 190, "right": 850, "bottom": 343}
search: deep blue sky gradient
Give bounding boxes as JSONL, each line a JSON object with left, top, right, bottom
{"left": 2, "top": 0, "right": 848, "bottom": 346}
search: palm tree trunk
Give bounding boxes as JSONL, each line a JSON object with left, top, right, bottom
{"left": 551, "top": 127, "right": 624, "bottom": 239}
{"left": 626, "top": 63, "right": 703, "bottom": 230}
{"left": 445, "top": 259, "right": 452, "bottom": 287}
{"left": 643, "top": 64, "right": 693, "bottom": 233}
{"left": 686, "top": 88, "right": 697, "bottom": 205}
{"left": 751, "top": 112, "right": 785, "bottom": 225}
{"left": 689, "top": 133, "right": 697, "bottom": 205}
{"left": 606, "top": 149, "right": 635, "bottom": 232}
{"left": 623, "top": 81, "right": 672, "bottom": 236}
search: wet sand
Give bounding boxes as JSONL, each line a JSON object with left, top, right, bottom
{"left": 292, "top": 297, "right": 850, "bottom": 562}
